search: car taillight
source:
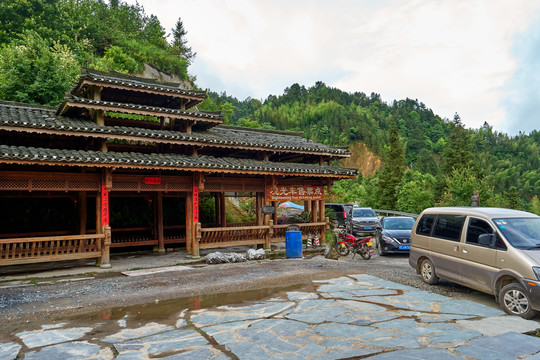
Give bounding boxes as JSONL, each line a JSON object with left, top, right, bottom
{"left": 343, "top": 211, "right": 346, "bottom": 218}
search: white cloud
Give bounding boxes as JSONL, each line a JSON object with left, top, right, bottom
{"left": 126, "top": 0, "right": 540, "bottom": 133}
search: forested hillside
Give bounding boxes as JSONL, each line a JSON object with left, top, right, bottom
{"left": 204, "top": 84, "right": 540, "bottom": 214}
{"left": 0, "top": 0, "right": 193, "bottom": 106}
{"left": 1, "top": 0, "right": 539, "bottom": 214}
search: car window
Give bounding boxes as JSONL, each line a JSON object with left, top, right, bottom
{"left": 466, "top": 218, "right": 500, "bottom": 248}
{"left": 432, "top": 215, "right": 466, "bottom": 242}
{"left": 383, "top": 218, "right": 415, "bottom": 230}
{"left": 353, "top": 209, "right": 376, "bottom": 217}
{"left": 416, "top": 214, "right": 435, "bottom": 235}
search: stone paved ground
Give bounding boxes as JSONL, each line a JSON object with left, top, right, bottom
{"left": 1, "top": 274, "right": 539, "bottom": 359}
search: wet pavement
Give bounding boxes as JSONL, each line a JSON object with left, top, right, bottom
{"left": 1, "top": 273, "right": 539, "bottom": 359}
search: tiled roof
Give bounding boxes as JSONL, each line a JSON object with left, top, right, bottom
{"left": 0, "top": 145, "right": 357, "bottom": 177}
{"left": 0, "top": 101, "right": 350, "bottom": 156}
{"left": 57, "top": 95, "right": 222, "bottom": 127}
{"left": 73, "top": 68, "right": 206, "bottom": 99}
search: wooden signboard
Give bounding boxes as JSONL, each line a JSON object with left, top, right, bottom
{"left": 267, "top": 185, "right": 324, "bottom": 201}
{"left": 144, "top": 177, "right": 162, "bottom": 185}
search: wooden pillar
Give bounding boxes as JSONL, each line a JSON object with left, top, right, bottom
{"left": 156, "top": 192, "right": 164, "bottom": 252}
{"left": 264, "top": 198, "right": 271, "bottom": 226}
{"left": 97, "top": 183, "right": 112, "bottom": 268}
{"left": 190, "top": 173, "right": 202, "bottom": 259}
{"left": 256, "top": 192, "right": 263, "bottom": 226}
{"left": 185, "top": 192, "right": 193, "bottom": 256}
{"left": 193, "top": 222, "right": 201, "bottom": 258}
{"left": 214, "top": 193, "right": 221, "bottom": 226}
{"left": 220, "top": 192, "right": 226, "bottom": 227}
{"left": 265, "top": 219, "right": 273, "bottom": 250}
{"left": 311, "top": 200, "right": 318, "bottom": 223}
{"left": 305, "top": 201, "right": 312, "bottom": 214}
{"left": 101, "top": 226, "right": 111, "bottom": 268}
{"left": 78, "top": 191, "right": 87, "bottom": 235}
{"left": 272, "top": 201, "right": 278, "bottom": 225}
{"left": 319, "top": 199, "right": 325, "bottom": 222}
{"left": 96, "top": 189, "right": 103, "bottom": 235}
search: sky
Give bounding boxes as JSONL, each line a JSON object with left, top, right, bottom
{"left": 124, "top": 0, "right": 540, "bottom": 135}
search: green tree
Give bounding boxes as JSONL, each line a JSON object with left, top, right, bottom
{"left": 378, "top": 125, "right": 406, "bottom": 209}
{"left": 442, "top": 113, "right": 474, "bottom": 176}
{"left": 0, "top": 31, "right": 79, "bottom": 106}
{"left": 503, "top": 186, "right": 521, "bottom": 209}
{"left": 172, "top": 17, "right": 195, "bottom": 64}
{"left": 397, "top": 171, "right": 436, "bottom": 214}
{"left": 530, "top": 195, "right": 540, "bottom": 215}
{"left": 439, "top": 166, "right": 493, "bottom": 207}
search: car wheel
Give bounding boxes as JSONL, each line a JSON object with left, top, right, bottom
{"left": 377, "top": 239, "right": 386, "bottom": 256}
{"left": 499, "top": 283, "right": 537, "bottom": 319}
{"left": 420, "top": 258, "right": 439, "bottom": 285}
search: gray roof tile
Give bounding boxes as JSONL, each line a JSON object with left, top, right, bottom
{"left": 0, "top": 101, "right": 350, "bottom": 156}
{"left": 75, "top": 68, "right": 207, "bottom": 98}
{"left": 0, "top": 145, "right": 357, "bottom": 177}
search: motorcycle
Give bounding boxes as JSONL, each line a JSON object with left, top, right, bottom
{"left": 350, "top": 236, "right": 374, "bottom": 260}
{"left": 333, "top": 229, "right": 373, "bottom": 259}
{"left": 333, "top": 231, "right": 351, "bottom": 256}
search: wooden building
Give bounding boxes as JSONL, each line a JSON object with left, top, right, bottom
{"left": 0, "top": 69, "right": 357, "bottom": 267}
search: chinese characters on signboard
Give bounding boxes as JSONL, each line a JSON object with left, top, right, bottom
{"left": 193, "top": 186, "right": 199, "bottom": 222}
{"left": 267, "top": 185, "right": 324, "bottom": 201}
{"left": 144, "top": 177, "right": 161, "bottom": 185}
{"left": 101, "top": 185, "right": 109, "bottom": 226}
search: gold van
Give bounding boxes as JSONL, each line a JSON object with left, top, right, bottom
{"left": 409, "top": 207, "right": 540, "bottom": 319}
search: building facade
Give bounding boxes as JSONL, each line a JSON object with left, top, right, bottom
{"left": 0, "top": 69, "right": 357, "bottom": 267}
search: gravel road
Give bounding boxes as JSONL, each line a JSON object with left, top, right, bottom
{"left": 0, "top": 252, "right": 495, "bottom": 327}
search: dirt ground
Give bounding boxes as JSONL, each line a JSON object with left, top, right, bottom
{"left": 0, "top": 252, "right": 499, "bottom": 327}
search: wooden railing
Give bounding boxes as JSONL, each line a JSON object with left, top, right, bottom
{"left": 164, "top": 225, "right": 186, "bottom": 244}
{"left": 199, "top": 225, "right": 269, "bottom": 249}
{"left": 111, "top": 226, "right": 187, "bottom": 247}
{"left": 271, "top": 222, "right": 327, "bottom": 243}
{"left": 111, "top": 227, "right": 155, "bottom": 248}
{"left": 0, "top": 234, "right": 104, "bottom": 266}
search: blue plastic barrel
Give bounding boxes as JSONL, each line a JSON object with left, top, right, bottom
{"left": 285, "top": 230, "right": 302, "bottom": 258}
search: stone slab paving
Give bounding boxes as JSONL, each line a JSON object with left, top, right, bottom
{"left": 1, "top": 274, "right": 540, "bottom": 359}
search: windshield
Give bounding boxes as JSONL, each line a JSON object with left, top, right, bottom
{"left": 353, "top": 209, "right": 376, "bottom": 217}
{"left": 493, "top": 217, "right": 540, "bottom": 249}
{"left": 383, "top": 217, "right": 415, "bottom": 230}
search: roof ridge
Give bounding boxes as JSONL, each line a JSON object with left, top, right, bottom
{"left": 80, "top": 67, "right": 206, "bottom": 94}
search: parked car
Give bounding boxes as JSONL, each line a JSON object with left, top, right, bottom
{"left": 325, "top": 203, "right": 353, "bottom": 228}
{"left": 409, "top": 207, "right": 540, "bottom": 319}
{"left": 348, "top": 206, "right": 379, "bottom": 235}
{"left": 375, "top": 216, "right": 416, "bottom": 256}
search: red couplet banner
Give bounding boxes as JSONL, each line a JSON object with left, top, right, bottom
{"left": 193, "top": 186, "right": 199, "bottom": 222}
{"left": 101, "top": 185, "right": 109, "bottom": 226}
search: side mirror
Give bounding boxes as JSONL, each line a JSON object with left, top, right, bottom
{"left": 478, "top": 233, "right": 496, "bottom": 247}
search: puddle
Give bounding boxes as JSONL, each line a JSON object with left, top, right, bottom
{"left": 0, "top": 283, "right": 310, "bottom": 336}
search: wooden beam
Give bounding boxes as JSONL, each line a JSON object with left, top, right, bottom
{"left": 194, "top": 172, "right": 205, "bottom": 191}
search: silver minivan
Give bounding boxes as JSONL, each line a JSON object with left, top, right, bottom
{"left": 409, "top": 207, "right": 540, "bottom": 319}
